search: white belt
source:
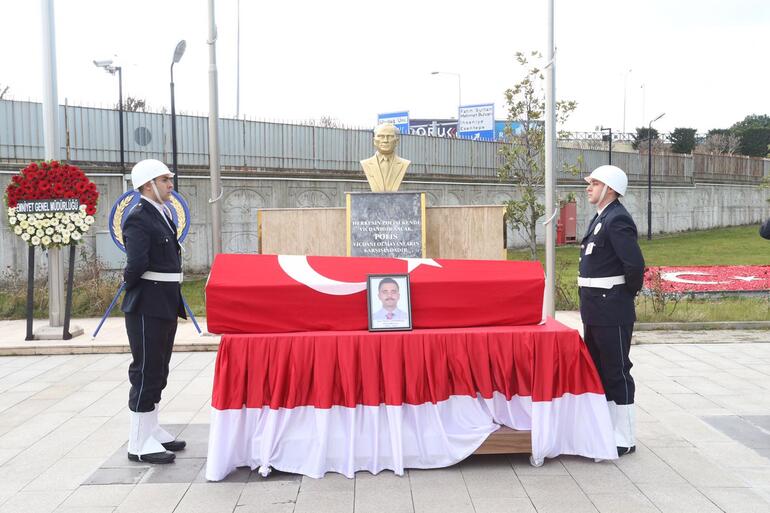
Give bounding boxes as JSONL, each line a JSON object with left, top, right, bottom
{"left": 141, "top": 271, "right": 183, "bottom": 283}
{"left": 577, "top": 275, "right": 625, "bottom": 289}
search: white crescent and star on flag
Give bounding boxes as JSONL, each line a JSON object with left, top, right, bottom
{"left": 277, "top": 255, "right": 442, "bottom": 296}
{"left": 660, "top": 271, "right": 762, "bottom": 285}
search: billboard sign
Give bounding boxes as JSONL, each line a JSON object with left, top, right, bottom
{"left": 408, "top": 119, "right": 458, "bottom": 138}
{"left": 458, "top": 104, "right": 495, "bottom": 140}
{"left": 494, "top": 120, "right": 524, "bottom": 141}
{"left": 377, "top": 111, "right": 409, "bottom": 135}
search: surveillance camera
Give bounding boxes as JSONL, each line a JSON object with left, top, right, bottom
{"left": 93, "top": 59, "right": 113, "bottom": 67}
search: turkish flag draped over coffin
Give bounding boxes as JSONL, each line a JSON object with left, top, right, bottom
{"left": 205, "top": 254, "right": 544, "bottom": 334}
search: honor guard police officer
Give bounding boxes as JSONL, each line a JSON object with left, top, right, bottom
{"left": 121, "top": 159, "right": 187, "bottom": 464}
{"left": 578, "top": 165, "right": 645, "bottom": 457}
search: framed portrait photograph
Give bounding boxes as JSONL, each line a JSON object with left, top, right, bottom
{"left": 367, "top": 274, "right": 412, "bottom": 331}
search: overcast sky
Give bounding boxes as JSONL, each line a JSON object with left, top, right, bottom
{"left": 1, "top": 0, "right": 768, "bottom": 133}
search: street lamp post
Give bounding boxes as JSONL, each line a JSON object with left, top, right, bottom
{"left": 93, "top": 60, "right": 124, "bottom": 173}
{"left": 430, "top": 71, "right": 462, "bottom": 116}
{"left": 170, "top": 40, "right": 187, "bottom": 191}
{"left": 622, "top": 69, "right": 631, "bottom": 134}
{"left": 600, "top": 127, "right": 612, "bottom": 165}
{"left": 647, "top": 112, "right": 665, "bottom": 240}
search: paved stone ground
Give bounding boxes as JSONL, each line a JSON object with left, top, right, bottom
{"left": 0, "top": 332, "right": 769, "bottom": 512}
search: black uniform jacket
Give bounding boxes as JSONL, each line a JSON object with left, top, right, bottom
{"left": 121, "top": 198, "right": 186, "bottom": 321}
{"left": 578, "top": 199, "right": 645, "bottom": 326}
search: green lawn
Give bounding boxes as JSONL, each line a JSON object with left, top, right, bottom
{"left": 507, "top": 224, "right": 770, "bottom": 322}
{"left": 2, "top": 224, "right": 768, "bottom": 322}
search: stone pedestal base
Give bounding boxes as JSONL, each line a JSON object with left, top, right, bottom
{"left": 258, "top": 204, "right": 506, "bottom": 260}
{"left": 34, "top": 324, "right": 84, "bottom": 340}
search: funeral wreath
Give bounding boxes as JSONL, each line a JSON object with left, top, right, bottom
{"left": 4, "top": 161, "right": 99, "bottom": 249}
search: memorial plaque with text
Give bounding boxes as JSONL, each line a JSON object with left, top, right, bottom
{"left": 347, "top": 192, "right": 425, "bottom": 258}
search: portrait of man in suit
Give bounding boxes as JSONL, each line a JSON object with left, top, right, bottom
{"left": 360, "top": 123, "right": 411, "bottom": 192}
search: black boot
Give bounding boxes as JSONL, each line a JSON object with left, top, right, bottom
{"left": 162, "top": 439, "right": 186, "bottom": 452}
{"left": 617, "top": 446, "right": 636, "bottom": 457}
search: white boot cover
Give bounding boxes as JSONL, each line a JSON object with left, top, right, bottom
{"left": 128, "top": 410, "right": 166, "bottom": 456}
{"left": 151, "top": 405, "right": 175, "bottom": 444}
{"left": 607, "top": 401, "right": 636, "bottom": 448}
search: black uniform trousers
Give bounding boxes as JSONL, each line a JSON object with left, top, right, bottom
{"left": 583, "top": 323, "right": 635, "bottom": 406}
{"left": 125, "top": 312, "right": 178, "bottom": 412}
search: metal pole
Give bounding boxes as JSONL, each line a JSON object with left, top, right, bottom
{"left": 456, "top": 74, "right": 462, "bottom": 108}
{"left": 208, "top": 0, "right": 223, "bottom": 257}
{"left": 236, "top": 0, "right": 240, "bottom": 118}
{"left": 41, "top": 0, "right": 65, "bottom": 328}
{"left": 25, "top": 246, "right": 34, "bottom": 340}
{"left": 622, "top": 69, "right": 630, "bottom": 133}
{"left": 171, "top": 64, "right": 179, "bottom": 191}
{"left": 62, "top": 244, "right": 76, "bottom": 340}
{"left": 647, "top": 125, "right": 652, "bottom": 240}
{"left": 608, "top": 128, "right": 612, "bottom": 165}
{"left": 543, "top": 0, "right": 556, "bottom": 317}
{"left": 646, "top": 113, "right": 665, "bottom": 241}
{"left": 118, "top": 67, "right": 125, "bottom": 172}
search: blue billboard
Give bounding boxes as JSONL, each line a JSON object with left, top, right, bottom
{"left": 377, "top": 111, "right": 409, "bottom": 135}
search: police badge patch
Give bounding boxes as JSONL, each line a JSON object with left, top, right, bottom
{"left": 109, "top": 190, "right": 191, "bottom": 252}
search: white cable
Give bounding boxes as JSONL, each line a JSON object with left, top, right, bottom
{"left": 542, "top": 208, "right": 559, "bottom": 226}
{"left": 208, "top": 190, "right": 224, "bottom": 204}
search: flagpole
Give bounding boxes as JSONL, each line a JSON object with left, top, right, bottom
{"left": 41, "top": 0, "right": 65, "bottom": 329}
{"left": 207, "top": 0, "right": 223, "bottom": 258}
{"left": 544, "top": 0, "right": 557, "bottom": 318}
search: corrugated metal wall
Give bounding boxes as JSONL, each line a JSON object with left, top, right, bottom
{"left": 1, "top": 100, "right": 768, "bottom": 182}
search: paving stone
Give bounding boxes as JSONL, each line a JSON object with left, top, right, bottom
{"left": 510, "top": 454, "right": 568, "bottom": 476}
{"left": 83, "top": 467, "right": 148, "bottom": 485}
{"left": 650, "top": 446, "right": 744, "bottom": 487}
{"left": 468, "top": 497, "right": 536, "bottom": 513}
{"left": 408, "top": 467, "right": 474, "bottom": 513}
{"left": 238, "top": 479, "right": 300, "bottom": 513}
{"left": 560, "top": 456, "right": 638, "bottom": 495}
{"left": 114, "top": 483, "right": 189, "bottom": 513}
{"left": 636, "top": 482, "right": 722, "bottom": 513}
{"left": 195, "top": 464, "right": 251, "bottom": 484}
{"left": 611, "top": 444, "right": 686, "bottom": 485}
{"left": 140, "top": 458, "right": 205, "bottom": 484}
{"left": 460, "top": 454, "right": 527, "bottom": 498}
{"left": 699, "top": 487, "right": 770, "bottom": 513}
{"left": 0, "top": 489, "right": 71, "bottom": 513}
{"left": 585, "top": 490, "right": 659, "bottom": 513}
{"left": 354, "top": 471, "right": 413, "bottom": 513}
{"left": 744, "top": 415, "right": 770, "bottom": 433}
{"left": 23, "top": 457, "right": 103, "bottom": 491}
{"left": 702, "top": 415, "right": 770, "bottom": 448}
{"left": 293, "top": 474, "right": 354, "bottom": 513}
{"left": 518, "top": 475, "right": 598, "bottom": 513}
{"left": 696, "top": 441, "right": 770, "bottom": 469}
{"left": 58, "top": 484, "right": 134, "bottom": 509}
{"left": 53, "top": 507, "right": 116, "bottom": 513}
{"left": 171, "top": 482, "right": 242, "bottom": 513}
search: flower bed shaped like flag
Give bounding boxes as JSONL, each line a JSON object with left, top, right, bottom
{"left": 644, "top": 266, "right": 770, "bottom": 294}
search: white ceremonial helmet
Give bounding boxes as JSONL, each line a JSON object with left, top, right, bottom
{"left": 130, "top": 159, "right": 173, "bottom": 190}
{"left": 585, "top": 165, "right": 628, "bottom": 196}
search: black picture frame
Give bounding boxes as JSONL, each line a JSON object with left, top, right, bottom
{"left": 366, "top": 274, "right": 412, "bottom": 331}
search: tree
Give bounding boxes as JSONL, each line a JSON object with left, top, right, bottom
{"left": 730, "top": 114, "right": 770, "bottom": 132}
{"left": 120, "top": 96, "right": 147, "bottom": 112}
{"left": 697, "top": 129, "right": 740, "bottom": 155}
{"left": 729, "top": 115, "right": 770, "bottom": 157}
{"left": 498, "top": 51, "right": 580, "bottom": 260}
{"left": 669, "top": 128, "right": 697, "bottom": 154}
{"left": 737, "top": 128, "right": 770, "bottom": 157}
{"left": 631, "top": 127, "right": 659, "bottom": 150}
